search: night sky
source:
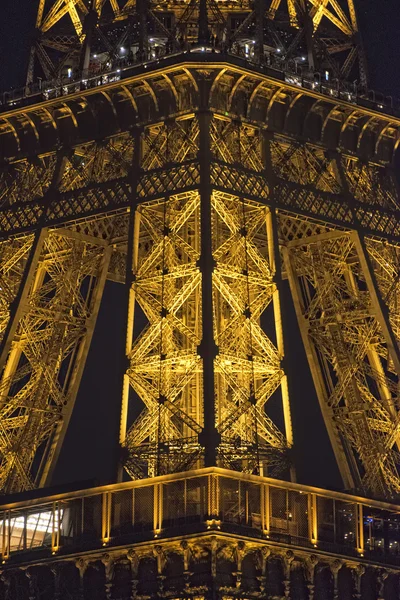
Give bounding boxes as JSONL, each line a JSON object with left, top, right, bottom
{"left": 0, "top": 1, "right": 399, "bottom": 492}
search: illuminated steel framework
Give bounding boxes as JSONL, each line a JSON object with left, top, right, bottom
{"left": 28, "top": 0, "right": 367, "bottom": 87}
{"left": 0, "top": 54, "right": 400, "bottom": 501}
{"left": 0, "top": 0, "right": 400, "bottom": 508}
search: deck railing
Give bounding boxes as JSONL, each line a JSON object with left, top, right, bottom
{"left": 1, "top": 467, "right": 400, "bottom": 566}
{"left": 0, "top": 48, "right": 396, "bottom": 118}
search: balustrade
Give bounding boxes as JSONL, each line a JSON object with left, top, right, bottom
{"left": 1, "top": 468, "right": 400, "bottom": 567}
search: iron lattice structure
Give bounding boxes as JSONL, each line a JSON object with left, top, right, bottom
{"left": 27, "top": 0, "right": 367, "bottom": 86}
{"left": 122, "top": 188, "right": 292, "bottom": 479}
{"left": 0, "top": 0, "right": 399, "bottom": 503}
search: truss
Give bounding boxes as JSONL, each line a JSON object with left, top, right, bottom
{"left": 1, "top": 56, "right": 400, "bottom": 498}
{"left": 121, "top": 190, "right": 292, "bottom": 478}
{"left": 27, "top": 0, "right": 367, "bottom": 85}
{"left": 282, "top": 220, "right": 400, "bottom": 497}
{"left": 122, "top": 192, "right": 204, "bottom": 478}
{"left": 0, "top": 228, "right": 112, "bottom": 493}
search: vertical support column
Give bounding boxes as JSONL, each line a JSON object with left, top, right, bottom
{"left": 255, "top": 0, "right": 265, "bottom": 64}
{"left": 1, "top": 510, "right": 10, "bottom": 560}
{"left": 264, "top": 132, "right": 295, "bottom": 479}
{"left": 102, "top": 492, "right": 111, "bottom": 544}
{"left": 207, "top": 474, "right": 219, "bottom": 520}
{"left": 76, "top": 558, "right": 87, "bottom": 600}
{"left": 119, "top": 211, "right": 138, "bottom": 453}
{"left": 51, "top": 501, "right": 60, "bottom": 552}
{"left": 198, "top": 0, "right": 210, "bottom": 45}
{"left": 26, "top": 569, "right": 38, "bottom": 600}
{"left": 102, "top": 555, "right": 114, "bottom": 600}
{"left": 303, "top": 9, "right": 316, "bottom": 70}
{"left": 118, "top": 126, "right": 142, "bottom": 482}
{"left": 308, "top": 493, "right": 318, "bottom": 546}
{"left": 261, "top": 483, "right": 270, "bottom": 536}
{"left": 197, "top": 111, "right": 219, "bottom": 467}
{"left": 137, "top": 0, "right": 148, "bottom": 60}
{"left": 78, "top": 9, "right": 98, "bottom": 78}
{"left": 51, "top": 565, "right": 62, "bottom": 600}
{"left": 266, "top": 209, "right": 294, "bottom": 464}
{"left": 331, "top": 560, "right": 342, "bottom": 600}
{"left": 153, "top": 483, "right": 163, "bottom": 533}
{"left": 355, "top": 503, "right": 364, "bottom": 555}
{"left": 0, "top": 511, "right": 5, "bottom": 558}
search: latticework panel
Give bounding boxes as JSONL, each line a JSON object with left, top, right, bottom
{"left": 212, "top": 193, "right": 291, "bottom": 475}
{"left": 0, "top": 228, "right": 112, "bottom": 494}
{"left": 122, "top": 191, "right": 293, "bottom": 479}
{"left": 0, "top": 236, "right": 35, "bottom": 347}
{"left": 366, "top": 239, "right": 400, "bottom": 353}
{"left": 281, "top": 214, "right": 400, "bottom": 497}
{"left": 123, "top": 192, "right": 203, "bottom": 478}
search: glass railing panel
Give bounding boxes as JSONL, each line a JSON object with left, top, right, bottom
{"left": 219, "top": 477, "right": 241, "bottom": 524}
{"left": 317, "top": 496, "right": 358, "bottom": 555}
{"left": 241, "top": 481, "right": 261, "bottom": 529}
{"left": 0, "top": 504, "right": 56, "bottom": 554}
{"left": 133, "top": 485, "right": 154, "bottom": 531}
{"left": 163, "top": 479, "right": 186, "bottom": 527}
{"left": 162, "top": 477, "right": 208, "bottom": 527}
{"left": 111, "top": 488, "right": 135, "bottom": 538}
{"left": 288, "top": 490, "right": 309, "bottom": 545}
{"left": 270, "top": 486, "right": 290, "bottom": 540}
{"left": 363, "top": 508, "right": 400, "bottom": 564}
{"left": 185, "top": 476, "right": 208, "bottom": 522}
{"left": 218, "top": 477, "right": 262, "bottom": 535}
{"left": 386, "top": 512, "right": 400, "bottom": 560}
{"left": 269, "top": 486, "right": 309, "bottom": 544}
{"left": 317, "top": 495, "right": 335, "bottom": 546}
{"left": 80, "top": 495, "right": 102, "bottom": 544}
{"left": 58, "top": 499, "right": 81, "bottom": 547}
{"left": 334, "top": 500, "right": 356, "bottom": 550}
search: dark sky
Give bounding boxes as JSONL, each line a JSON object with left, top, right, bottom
{"left": 0, "top": 1, "right": 399, "bottom": 492}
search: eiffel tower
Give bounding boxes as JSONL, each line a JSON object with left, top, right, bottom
{"left": 0, "top": 1, "right": 400, "bottom": 598}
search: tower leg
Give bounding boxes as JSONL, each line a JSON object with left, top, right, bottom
{"left": 283, "top": 219, "right": 400, "bottom": 497}
{"left": 0, "top": 227, "right": 112, "bottom": 493}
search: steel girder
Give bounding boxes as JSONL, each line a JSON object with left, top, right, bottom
{"left": 0, "top": 227, "right": 112, "bottom": 493}
{"left": 121, "top": 189, "right": 292, "bottom": 478}
{"left": 282, "top": 223, "right": 400, "bottom": 497}
{"left": 28, "top": 0, "right": 367, "bottom": 86}
{"left": 0, "top": 65, "right": 400, "bottom": 498}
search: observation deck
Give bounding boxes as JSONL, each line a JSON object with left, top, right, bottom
{"left": 1, "top": 47, "right": 396, "bottom": 118}
{"left": 1, "top": 468, "right": 400, "bottom": 597}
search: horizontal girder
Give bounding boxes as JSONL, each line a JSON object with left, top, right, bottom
{"left": 1, "top": 61, "right": 399, "bottom": 164}
{"left": 1, "top": 61, "right": 400, "bottom": 243}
